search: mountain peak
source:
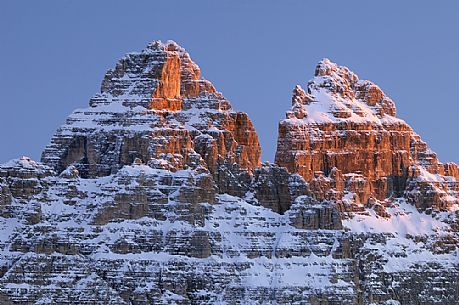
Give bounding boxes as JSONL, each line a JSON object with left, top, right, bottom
{"left": 93, "top": 40, "right": 213, "bottom": 112}
{"left": 1, "top": 40, "right": 458, "bottom": 304}
{"left": 277, "top": 59, "right": 458, "bottom": 211}
{"left": 41, "top": 41, "right": 261, "bottom": 182}
{"left": 287, "top": 59, "right": 398, "bottom": 124}
{"left": 314, "top": 58, "right": 341, "bottom": 76}
{"left": 145, "top": 40, "right": 184, "bottom": 52}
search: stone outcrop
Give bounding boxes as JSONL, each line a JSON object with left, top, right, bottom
{"left": 1, "top": 155, "right": 458, "bottom": 304}
{"left": 250, "top": 162, "right": 309, "bottom": 214}
{"left": 289, "top": 196, "right": 343, "bottom": 230}
{"left": 275, "top": 58, "right": 459, "bottom": 211}
{"left": 0, "top": 43, "right": 458, "bottom": 305}
{"left": 0, "top": 157, "right": 53, "bottom": 200}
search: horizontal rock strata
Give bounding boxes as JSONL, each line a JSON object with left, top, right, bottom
{"left": 0, "top": 42, "right": 457, "bottom": 305}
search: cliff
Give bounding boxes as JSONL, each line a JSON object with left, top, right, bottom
{"left": 276, "top": 58, "right": 459, "bottom": 212}
{"left": 0, "top": 42, "right": 458, "bottom": 305}
{"left": 41, "top": 41, "right": 261, "bottom": 196}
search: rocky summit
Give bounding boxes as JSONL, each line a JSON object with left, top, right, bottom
{"left": 0, "top": 41, "right": 458, "bottom": 305}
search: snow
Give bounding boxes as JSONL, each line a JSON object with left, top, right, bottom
{"left": 2, "top": 51, "right": 458, "bottom": 303}
{"left": 284, "top": 87, "right": 406, "bottom": 126}
{"left": 343, "top": 197, "right": 459, "bottom": 273}
{"left": 343, "top": 199, "right": 449, "bottom": 236}
{"left": 282, "top": 60, "right": 409, "bottom": 130}
{"left": 2, "top": 156, "right": 41, "bottom": 170}
{"left": 0, "top": 160, "right": 457, "bottom": 301}
{"left": 416, "top": 165, "right": 443, "bottom": 182}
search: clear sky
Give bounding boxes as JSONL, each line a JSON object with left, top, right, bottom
{"left": 1, "top": 1, "right": 458, "bottom": 164}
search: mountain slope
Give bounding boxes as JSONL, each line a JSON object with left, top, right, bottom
{"left": 0, "top": 41, "right": 458, "bottom": 305}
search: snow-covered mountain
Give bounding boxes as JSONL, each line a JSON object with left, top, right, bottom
{"left": 0, "top": 41, "right": 458, "bottom": 305}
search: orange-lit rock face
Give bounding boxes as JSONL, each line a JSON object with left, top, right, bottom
{"left": 276, "top": 120, "right": 413, "bottom": 202}
{"left": 150, "top": 52, "right": 182, "bottom": 111}
{"left": 42, "top": 41, "right": 261, "bottom": 190}
{"left": 149, "top": 42, "right": 219, "bottom": 112}
{"left": 154, "top": 53, "right": 181, "bottom": 100}
{"left": 148, "top": 43, "right": 217, "bottom": 111}
{"left": 275, "top": 59, "right": 459, "bottom": 210}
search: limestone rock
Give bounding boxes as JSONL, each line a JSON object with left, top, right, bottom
{"left": 0, "top": 44, "right": 458, "bottom": 305}
{"left": 288, "top": 196, "right": 343, "bottom": 230}
{"left": 41, "top": 41, "right": 261, "bottom": 196}
{"left": 251, "top": 162, "right": 309, "bottom": 214}
{"left": 0, "top": 156, "right": 53, "bottom": 200}
{"left": 275, "top": 58, "right": 459, "bottom": 211}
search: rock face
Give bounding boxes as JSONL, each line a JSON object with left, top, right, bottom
{"left": 41, "top": 41, "right": 261, "bottom": 195}
{"left": 0, "top": 43, "right": 458, "bottom": 305}
{"left": 250, "top": 162, "right": 309, "bottom": 214}
{"left": 275, "top": 58, "right": 459, "bottom": 211}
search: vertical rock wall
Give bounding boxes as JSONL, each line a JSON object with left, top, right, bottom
{"left": 41, "top": 41, "right": 261, "bottom": 195}
{"left": 275, "top": 59, "right": 459, "bottom": 210}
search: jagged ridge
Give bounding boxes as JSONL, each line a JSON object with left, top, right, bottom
{"left": 0, "top": 42, "right": 458, "bottom": 305}
{"left": 41, "top": 40, "right": 261, "bottom": 196}
{"left": 276, "top": 58, "right": 459, "bottom": 213}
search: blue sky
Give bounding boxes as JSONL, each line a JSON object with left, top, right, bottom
{"left": 1, "top": 1, "right": 458, "bottom": 163}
